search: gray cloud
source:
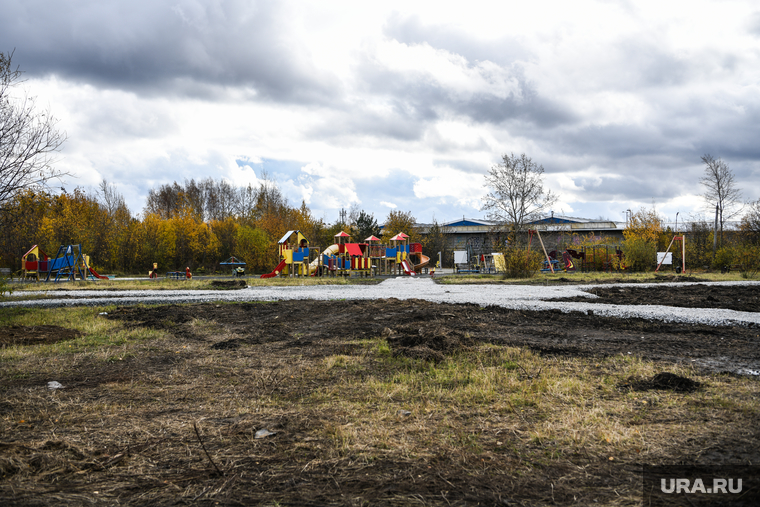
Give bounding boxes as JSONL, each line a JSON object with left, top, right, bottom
{"left": 305, "top": 101, "right": 428, "bottom": 143}
{"left": 383, "top": 13, "right": 531, "bottom": 67}
{"left": 0, "top": 0, "right": 339, "bottom": 103}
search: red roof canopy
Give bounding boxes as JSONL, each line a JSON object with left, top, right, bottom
{"left": 334, "top": 231, "right": 350, "bottom": 238}
{"left": 345, "top": 243, "right": 363, "bottom": 256}
{"left": 389, "top": 233, "right": 407, "bottom": 241}
{"left": 364, "top": 235, "right": 381, "bottom": 242}
{"left": 398, "top": 232, "right": 409, "bottom": 238}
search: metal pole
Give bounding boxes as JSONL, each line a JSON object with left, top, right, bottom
{"left": 534, "top": 229, "right": 554, "bottom": 274}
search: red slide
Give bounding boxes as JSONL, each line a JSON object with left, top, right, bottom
{"left": 260, "top": 259, "right": 287, "bottom": 279}
{"left": 401, "top": 259, "right": 416, "bottom": 276}
{"left": 88, "top": 267, "right": 109, "bottom": 280}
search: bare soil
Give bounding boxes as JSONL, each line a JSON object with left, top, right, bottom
{"left": 0, "top": 325, "right": 81, "bottom": 347}
{"left": 550, "top": 283, "right": 760, "bottom": 313}
{"left": 2, "top": 284, "right": 759, "bottom": 506}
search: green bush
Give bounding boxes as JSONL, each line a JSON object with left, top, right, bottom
{"left": 622, "top": 238, "right": 656, "bottom": 272}
{"left": 712, "top": 246, "right": 735, "bottom": 271}
{"left": 501, "top": 248, "right": 542, "bottom": 278}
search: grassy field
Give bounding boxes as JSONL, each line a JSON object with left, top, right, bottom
{"left": 10, "top": 275, "right": 381, "bottom": 292}
{"left": 1, "top": 302, "right": 758, "bottom": 505}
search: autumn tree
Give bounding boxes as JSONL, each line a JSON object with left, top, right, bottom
{"left": 235, "top": 225, "right": 270, "bottom": 273}
{"left": 0, "top": 51, "right": 66, "bottom": 215}
{"left": 421, "top": 218, "right": 451, "bottom": 267}
{"left": 94, "top": 180, "right": 133, "bottom": 271}
{"left": 482, "top": 153, "right": 558, "bottom": 243}
{"left": 138, "top": 212, "right": 176, "bottom": 270}
{"left": 210, "top": 217, "right": 239, "bottom": 262}
{"left": 0, "top": 189, "right": 52, "bottom": 270}
{"left": 622, "top": 206, "right": 663, "bottom": 271}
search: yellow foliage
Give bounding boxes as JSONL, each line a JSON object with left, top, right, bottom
{"left": 623, "top": 207, "right": 663, "bottom": 243}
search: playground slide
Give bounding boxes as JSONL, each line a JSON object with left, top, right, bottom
{"left": 88, "top": 267, "right": 109, "bottom": 280}
{"left": 260, "top": 259, "right": 287, "bottom": 279}
{"left": 413, "top": 254, "right": 430, "bottom": 273}
{"left": 308, "top": 244, "right": 340, "bottom": 275}
{"left": 401, "top": 259, "right": 416, "bottom": 276}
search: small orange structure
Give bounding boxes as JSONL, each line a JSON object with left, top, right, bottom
{"left": 186, "top": 267, "right": 192, "bottom": 279}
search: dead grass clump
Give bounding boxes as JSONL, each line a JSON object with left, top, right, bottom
{"left": 619, "top": 372, "right": 703, "bottom": 393}
{"left": 209, "top": 279, "right": 247, "bottom": 289}
{"left": 385, "top": 323, "right": 476, "bottom": 362}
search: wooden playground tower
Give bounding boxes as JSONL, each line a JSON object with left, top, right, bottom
{"left": 260, "top": 230, "right": 429, "bottom": 278}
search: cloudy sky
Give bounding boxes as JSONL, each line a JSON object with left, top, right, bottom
{"left": 2, "top": 0, "right": 759, "bottom": 225}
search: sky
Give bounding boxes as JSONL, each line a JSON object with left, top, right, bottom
{"left": 2, "top": 0, "right": 759, "bottom": 225}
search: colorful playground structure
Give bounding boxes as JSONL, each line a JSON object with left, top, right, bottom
{"left": 260, "top": 230, "right": 432, "bottom": 278}
{"left": 21, "top": 244, "right": 110, "bottom": 282}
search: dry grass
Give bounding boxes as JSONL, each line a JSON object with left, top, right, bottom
{"left": 12, "top": 275, "right": 380, "bottom": 293}
{"left": 1, "top": 305, "right": 758, "bottom": 505}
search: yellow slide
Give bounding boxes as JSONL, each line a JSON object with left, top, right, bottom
{"left": 308, "top": 244, "right": 340, "bottom": 274}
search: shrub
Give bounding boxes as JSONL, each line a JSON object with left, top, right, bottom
{"left": 622, "top": 238, "right": 653, "bottom": 271}
{"left": 735, "top": 245, "right": 760, "bottom": 278}
{"left": 712, "top": 246, "right": 735, "bottom": 271}
{"left": 0, "top": 275, "right": 12, "bottom": 297}
{"left": 622, "top": 237, "right": 656, "bottom": 272}
{"left": 501, "top": 248, "right": 542, "bottom": 278}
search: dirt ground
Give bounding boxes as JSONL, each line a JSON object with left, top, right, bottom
{"left": 1, "top": 284, "right": 759, "bottom": 506}
{"left": 549, "top": 283, "right": 760, "bottom": 313}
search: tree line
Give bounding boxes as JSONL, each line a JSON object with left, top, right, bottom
{"left": 0, "top": 176, "right": 453, "bottom": 275}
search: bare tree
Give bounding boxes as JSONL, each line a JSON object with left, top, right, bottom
{"left": 740, "top": 199, "right": 760, "bottom": 245}
{"left": 700, "top": 154, "right": 742, "bottom": 246}
{"left": 0, "top": 50, "right": 67, "bottom": 213}
{"left": 482, "top": 153, "right": 558, "bottom": 242}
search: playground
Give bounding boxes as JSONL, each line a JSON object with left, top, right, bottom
{"left": 1, "top": 287, "right": 759, "bottom": 506}
{"left": 259, "top": 230, "right": 432, "bottom": 279}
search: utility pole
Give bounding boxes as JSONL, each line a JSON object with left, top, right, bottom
{"left": 713, "top": 204, "right": 719, "bottom": 258}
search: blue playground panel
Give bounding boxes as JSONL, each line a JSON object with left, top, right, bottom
{"left": 292, "top": 247, "right": 309, "bottom": 263}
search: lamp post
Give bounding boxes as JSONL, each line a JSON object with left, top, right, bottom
{"left": 675, "top": 212, "right": 679, "bottom": 235}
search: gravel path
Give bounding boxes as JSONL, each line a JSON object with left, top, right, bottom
{"left": 4, "top": 278, "right": 760, "bottom": 327}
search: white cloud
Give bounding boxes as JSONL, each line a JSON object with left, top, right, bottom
{"left": 5, "top": 0, "right": 760, "bottom": 224}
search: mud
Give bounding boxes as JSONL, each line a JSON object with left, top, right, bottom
{"left": 619, "top": 372, "right": 703, "bottom": 393}
{"left": 551, "top": 283, "right": 760, "bottom": 313}
{"left": 103, "top": 297, "right": 760, "bottom": 375}
{"left": 0, "top": 325, "right": 81, "bottom": 347}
